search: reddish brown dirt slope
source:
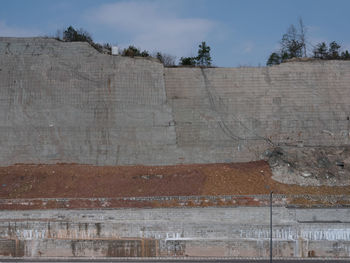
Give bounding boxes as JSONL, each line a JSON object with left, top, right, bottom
{"left": 1, "top": 161, "right": 350, "bottom": 200}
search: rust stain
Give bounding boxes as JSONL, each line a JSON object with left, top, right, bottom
{"left": 106, "top": 240, "right": 152, "bottom": 257}
{"left": 108, "top": 78, "right": 111, "bottom": 94}
{"left": 15, "top": 239, "right": 24, "bottom": 257}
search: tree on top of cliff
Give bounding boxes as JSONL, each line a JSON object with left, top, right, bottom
{"left": 58, "top": 26, "right": 111, "bottom": 54}
{"left": 122, "top": 46, "right": 149, "bottom": 57}
{"left": 266, "top": 52, "right": 281, "bottom": 66}
{"left": 328, "top": 41, "right": 341, "bottom": 59}
{"left": 179, "top": 41, "right": 212, "bottom": 67}
{"left": 196, "top": 41, "right": 212, "bottom": 66}
{"left": 180, "top": 56, "right": 196, "bottom": 66}
{"left": 155, "top": 52, "right": 176, "bottom": 66}
{"left": 341, "top": 50, "right": 350, "bottom": 60}
{"left": 267, "top": 17, "right": 307, "bottom": 65}
{"left": 312, "top": 41, "right": 350, "bottom": 60}
{"left": 63, "top": 26, "right": 92, "bottom": 43}
{"left": 312, "top": 42, "right": 328, "bottom": 59}
{"left": 267, "top": 17, "right": 350, "bottom": 65}
{"left": 280, "top": 24, "right": 305, "bottom": 60}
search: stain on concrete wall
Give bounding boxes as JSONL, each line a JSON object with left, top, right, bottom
{"left": 0, "top": 239, "right": 24, "bottom": 257}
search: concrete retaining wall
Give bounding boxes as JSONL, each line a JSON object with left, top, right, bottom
{"left": 0, "top": 37, "right": 176, "bottom": 165}
{"left": 1, "top": 207, "right": 350, "bottom": 258}
{"left": 1, "top": 37, "right": 350, "bottom": 165}
{"left": 164, "top": 64, "right": 350, "bottom": 163}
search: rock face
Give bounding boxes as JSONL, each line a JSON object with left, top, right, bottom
{"left": 269, "top": 146, "right": 350, "bottom": 186}
{"left": 164, "top": 65, "right": 350, "bottom": 165}
{"left": 0, "top": 38, "right": 175, "bottom": 165}
{"left": 0, "top": 37, "right": 350, "bottom": 172}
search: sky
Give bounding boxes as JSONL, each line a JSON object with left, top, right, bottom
{"left": 1, "top": 0, "right": 350, "bottom": 67}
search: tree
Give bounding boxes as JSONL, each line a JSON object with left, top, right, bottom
{"left": 196, "top": 41, "right": 212, "bottom": 66}
{"left": 180, "top": 57, "right": 196, "bottom": 66}
{"left": 313, "top": 42, "right": 328, "bottom": 59}
{"left": 140, "top": 50, "right": 150, "bottom": 57}
{"left": 266, "top": 52, "right": 281, "bottom": 66}
{"left": 155, "top": 52, "right": 176, "bottom": 66}
{"left": 328, "top": 41, "right": 341, "bottom": 59}
{"left": 122, "top": 46, "right": 141, "bottom": 57}
{"left": 178, "top": 41, "right": 213, "bottom": 66}
{"left": 63, "top": 26, "right": 76, "bottom": 41}
{"left": 313, "top": 41, "right": 347, "bottom": 60}
{"left": 122, "top": 45, "right": 138, "bottom": 57}
{"left": 280, "top": 24, "right": 304, "bottom": 60}
{"left": 63, "top": 26, "right": 92, "bottom": 43}
{"left": 341, "top": 50, "right": 350, "bottom": 60}
{"left": 60, "top": 26, "right": 111, "bottom": 53}
{"left": 298, "top": 17, "right": 307, "bottom": 57}
{"left": 267, "top": 18, "right": 308, "bottom": 65}
{"left": 121, "top": 46, "right": 150, "bottom": 58}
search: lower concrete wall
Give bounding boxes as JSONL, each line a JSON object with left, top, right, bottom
{"left": 1, "top": 207, "right": 350, "bottom": 258}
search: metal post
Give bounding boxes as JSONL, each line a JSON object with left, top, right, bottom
{"left": 270, "top": 191, "right": 273, "bottom": 263}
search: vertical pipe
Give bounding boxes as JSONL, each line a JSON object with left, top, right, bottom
{"left": 270, "top": 191, "right": 273, "bottom": 263}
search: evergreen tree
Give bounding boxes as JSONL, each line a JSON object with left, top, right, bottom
{"left": 313, "top": 42, "right": 328, "bottom": 59}
{"left": 63, "top": 26, "right": 92, "bottom": 43}
{"left": 180, "top": 57, "right": 196, "bottom": 66}
{"left": 122, "top": 46, "right": 141, "bottom": 57}
{"left": 328, "top": 41, "right": 341, "bottom": 59}
{"left": 341, "top": 50, "right": 350, "bottom": 60}
{"left": 266, "top": 52, "right": 281, "bottom": 66}
{"left": 196, "top": 41, "right": 212, "bottom": 66}
{"left": 140, "top": 50, "right": 149, "bottom": 57}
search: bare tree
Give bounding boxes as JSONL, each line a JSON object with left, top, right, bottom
{"left": 55, "top": 29, "right": 62, "bottom": 40}
{"left": 154, "top": 52, "right": 176, "bottom": 66}
{"left": 298, "top": 17, "right": 307, "bottom": 57}
{"left": 280, "top": 24, "right": 304, "bottom": 59}
{"left": 267, "top": 18, "right": 308, "bottom": 65}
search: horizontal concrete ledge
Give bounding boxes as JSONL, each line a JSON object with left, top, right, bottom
{"left": 0, "top": 194, "right": 343, "bottom": 201}
{"left": 1, "top": 194, "right": 350, "bottom": 210}
{"left": 2, "top": 194, "right": 350, "bottom": 201}
{"left": 2, "top": 256, "right": 350, "bottom": 262}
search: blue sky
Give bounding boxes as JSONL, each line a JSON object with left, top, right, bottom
{"left": 1, "top": 0, "right": 349, "bottom": 67}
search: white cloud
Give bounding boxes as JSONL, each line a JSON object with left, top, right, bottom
{"left": 243, "top": 42, "right": 254, "bottom": 54}
{"left": 87, "top": 0, "right": 217, "bottom": 58}
{"left": 0, "top": 21, "right": 41, "bottom": 37}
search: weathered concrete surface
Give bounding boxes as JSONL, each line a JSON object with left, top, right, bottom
{"left": 0, "top": 37, "right": 176, "bottom": 165}
{"left": 164, "top": 65, "right": 350, "bottom": 164}
{"left": 1, "top": 37, "right": 350, "bottom": 167}
{"left": 1, "top": 207, "right": 350, "bottom": 258}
